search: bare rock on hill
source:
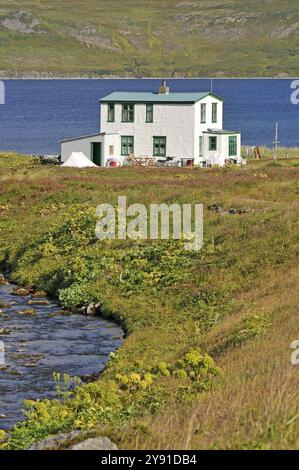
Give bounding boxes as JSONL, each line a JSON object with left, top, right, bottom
{"left": 1, "top": 11, "right": 42, "bottom": 34}
{"left": 69, "top": 22, "right": 119, "bottom": 51}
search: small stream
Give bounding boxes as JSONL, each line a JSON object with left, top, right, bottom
{"left": 0, "top": 281, "right": 124, "bottom": 430}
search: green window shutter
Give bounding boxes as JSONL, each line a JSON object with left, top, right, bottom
{"left": 153, "top": 137, "right": 166, "bottom": 157}
{"left": 209, "top": 136, "right": 217, "bottom": 151}
{"left": 229, "top": 136, "right": 237, "bottom": 156}
{"left": 107, "top": 103, "right": 115, "bottom": 122}
{"left": 212, "top": 103, "right": 217, "bottom": 123}
{"left": 200, "top": 104, "right": 206, "bottom": 124}
{"left": 122, "top": 104, "right": 134, "bottom": 122}
{"left": 121, "top": 136, "right": 134, "bottom": 156}
{"left": 146, "top": 104, "right": 153, "bottom": 122}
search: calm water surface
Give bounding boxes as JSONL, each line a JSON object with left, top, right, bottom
{"left": 0, "top": 79, "right": 298, "bottom": 155}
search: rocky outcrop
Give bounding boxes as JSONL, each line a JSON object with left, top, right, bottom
{"left": 71, "top": 437, "right": 118, "bottom": 450}
{"left": 29, "top": 431, "right": 84, "bottom": 450}
{"left": 28, "top": 431, "right": 118, "bottom": 450}
{"left": 1, "top": 11, "right": 42, "bottom": 34}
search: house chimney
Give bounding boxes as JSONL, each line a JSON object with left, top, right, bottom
{"left": 158, "top": 79, "right": 170, "bottom": 95}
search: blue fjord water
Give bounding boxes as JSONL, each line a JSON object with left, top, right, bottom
{"left": 0, "top": 79, "right": 298, "bottom": 155}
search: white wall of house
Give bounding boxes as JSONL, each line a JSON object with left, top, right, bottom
{"left": 101, "top": 102, "right": 196, "bottom": 159}
{"left": 102, "top": 133, "right": 121, "bottom": 165}
{"left": 194, "top": 96, "right": 223, "bottom": 163}
{"left": 61, "top": 134, "right": 104, "bottom": 162}
{"left": 221, "top": 133, "right": 241, "bottom": 160}
{"left": 61, "top": 133, "right": 120, "bottom": 166}
{"left": 101, "top": 96, "right": 223, "bottom": 162}
{"left": 201, "top": 132, "right": 241, "bottom": 166}
{"left": 202, "top": 133, "right": 226, "bottom": 166}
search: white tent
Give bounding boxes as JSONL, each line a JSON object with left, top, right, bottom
{"left": 61, "top": 152, "right": 99, "bottom": 168}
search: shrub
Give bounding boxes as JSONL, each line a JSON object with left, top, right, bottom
{"left": 115, "top": 372, "right": 155, "bottom": 392}
{"left": 177, "top": 349, "right": 222, "bottom": 382}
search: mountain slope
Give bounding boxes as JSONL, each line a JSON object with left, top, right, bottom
{"left": 0, "top": 1, "right": 298, "bottom": 77}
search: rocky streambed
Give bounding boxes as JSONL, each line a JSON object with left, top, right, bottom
{"left": 0, "top": 279, "right": 124, "bottom": 430}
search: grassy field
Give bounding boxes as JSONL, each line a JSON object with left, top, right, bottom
{"left": 243, "top": 146, "right": 299, "bottom": 160}
{"left": 0, "top": 152, "right": 298, "bottom": 449}
{"left": 0, "top": 1, "right": 299, "bottom": 77}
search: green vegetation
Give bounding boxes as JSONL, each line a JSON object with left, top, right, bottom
{"left": 0, "top": 152, "right": 298, "bottom": 449}
{"left": 0, "top": 1, "right": 298, "bottom": 77}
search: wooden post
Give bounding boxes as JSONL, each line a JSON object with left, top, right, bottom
{"left": 273, "top": 122, "right": 280, "bottom": 160}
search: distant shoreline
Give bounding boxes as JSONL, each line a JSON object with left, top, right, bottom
{"left": 0, "top": 73, "right": 296, "bottom": 80}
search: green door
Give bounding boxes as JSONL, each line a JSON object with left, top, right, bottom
{"left": 228, "top": 136, "right": 237, "bottom": 157}
{"left": 91, "top": 142, "right": 102, "bottom": 166}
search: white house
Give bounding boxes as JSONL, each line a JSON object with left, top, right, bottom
{"left": 60, "top": 82, "right": 242, "bottom": 167}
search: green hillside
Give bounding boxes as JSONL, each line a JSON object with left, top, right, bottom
{"left": 0, "top": 154, "right": 298, "bottom": 449}
{"left": 0, "top": 0, "right": 298, "bottom": 77}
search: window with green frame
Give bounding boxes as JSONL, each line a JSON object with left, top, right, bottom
{"left": 229, "top": 135, "right": 237, "bottom": 156}
{"left": 107, "top": 103, "right": 115, "bottom": 122}
{"left": 212, "top": 103, "right": 217, "bottom": 123}
{"left": 122, "top": 103, "right": 134, "bottom": 122}
{"left": 209, "top": 136, "right": 217, "bottom": 151}
{"left": 153, "top": 136, "right": 166, "bottom": 157}
{"left": 146, "top": 104, "right": 153, "bottom": 122}
{"left": 121, "top": 136, "right": 134, "bottom": 156}
{"left": 200, "top": 103, "right": 206, "bottom": 123}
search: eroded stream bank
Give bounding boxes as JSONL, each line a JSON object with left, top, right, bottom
{"left": 0, "top": 280, "right": 124, "bottom": 430}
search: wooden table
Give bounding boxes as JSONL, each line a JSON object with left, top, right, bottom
{"left": 127, "top": 155, "right": 158, "bottom": 167}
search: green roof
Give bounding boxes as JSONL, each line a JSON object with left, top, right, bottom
{"left": 203, "top": 129, "right": 240, "bottom": 135}
{"left": 100, "top": 91, "right": 223, "bottom": 103}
